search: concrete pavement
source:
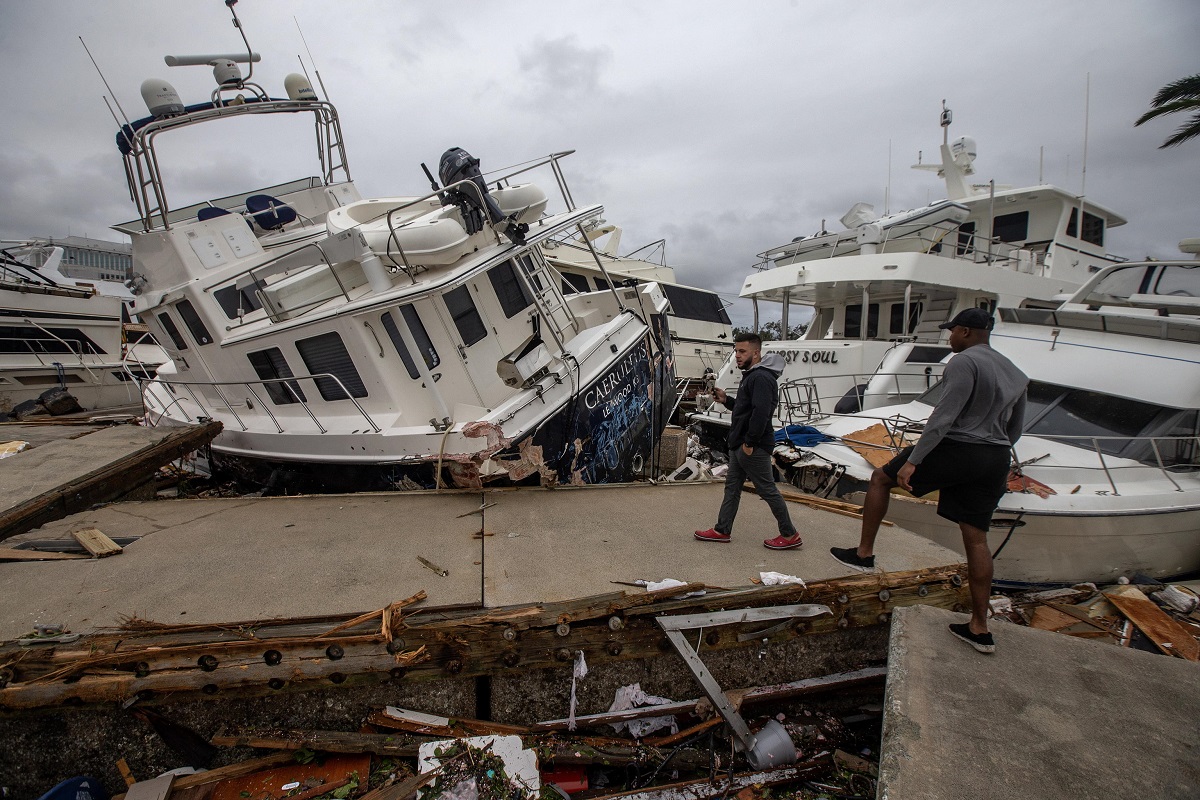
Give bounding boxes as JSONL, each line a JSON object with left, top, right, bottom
{"left": 880, "top": 604, "right": 1200, "bottom": 800}
{"left": 0, "top": 481, "right": 961, "bottom": 641}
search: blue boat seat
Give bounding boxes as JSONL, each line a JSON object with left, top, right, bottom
{"left": 197, "top": 206, "right": 232, "bottom": 221}
{"left": 246, "top": 194, "right": 298, "bottom": 231}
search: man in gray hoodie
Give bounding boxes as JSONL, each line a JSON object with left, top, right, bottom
{"left": 695, "top": 333, "right": 802, "bottom": 550}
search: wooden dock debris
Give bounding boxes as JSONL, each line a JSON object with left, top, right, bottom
{"left": 1105, "top": 585, "right": 1200, "bottom": 661}
{"left": 72, "top": 527, "right": 123, "bottom": 558}
{"left": 0, "top": 568, "right": 965, "bottom": 711}
{"left": 0, "top": 420, "right": 222, "bottom": 542}
{"left": 123, "top": 773, "right": 174, "bottom": 800}
{"left": 170, "top": 752, "right": 296, "bottom": 791}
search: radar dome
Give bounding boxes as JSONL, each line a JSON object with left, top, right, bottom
{"left": 211, "top": 58, "right": 242, "bottom": 86}
{"left": 951, "top": 136, "right": 977, "bottom": 170}
{"left": 284, "top": 73, "right": 317, "bottom": 102}
{"left": 140, "top": 78, "right": 185, "bottom": 118}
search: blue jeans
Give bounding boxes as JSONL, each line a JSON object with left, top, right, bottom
{"left": 716, "top": 446, "right": 797, "bottom": 537}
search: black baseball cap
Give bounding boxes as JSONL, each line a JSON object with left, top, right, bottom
{"left": 938, "top": 308, "right": 995, "bottom": 330}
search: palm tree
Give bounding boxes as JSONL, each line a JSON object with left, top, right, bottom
{"left": 1135, "top": 74, "right": 1200, "bottom": 148}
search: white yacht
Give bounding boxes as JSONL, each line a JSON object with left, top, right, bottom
{"left": 122, "top": 5, "right": 676, "bottom": 491}
{"left": 788, "top": 254, "right": 1200, "bottom": 586}
{"left": 0, "top": 243, "right": 165, "bottom": 414}
{"left": 692, "top": 105, "right": 1126, "bottom": 443}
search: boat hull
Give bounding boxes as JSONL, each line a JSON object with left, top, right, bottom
{"left": 878, "top": 494, "right": 1200, "bottom": 586}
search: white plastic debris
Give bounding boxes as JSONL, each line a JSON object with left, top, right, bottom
{"left": 637, "top": 578, "right": 705, "bottom": 598}
{"left": 988, "top": 596, "right": 1014, "bottom": 616}
{"left": 0, "top": 441, "right": 30, "bottom": 460}
{"left": 606, "top": 683, "right": 679, "bottom": 739}
{"left": 418, "top": 735, "right": 539, "bottom": 800}
{"left": 759, "top": 571, "right": 806, "bottom": 588}
{"left": 1154, "top": 585, "right": 1199, "bottom": 614}
{"left": 711, "top": 464, "right": 729, "bottom": 478}
{"left": 567, "top": 650, "right": 588, "bottom": 731}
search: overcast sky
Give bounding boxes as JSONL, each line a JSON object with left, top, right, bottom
{"left": 1, "top": 1, "right": 1196, "bottom": 326}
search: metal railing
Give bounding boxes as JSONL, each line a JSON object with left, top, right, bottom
{"left": 1013, "top": 433, "right": 1200, "bottom": 497}
{"left": 140, "top": 372, "right": 381, "bottom": 434}
{"left": 774, "top": 370, "right": 943, "bottom": 425}
{"left": 0, "top": 337, "right": 102, "bottom": 367}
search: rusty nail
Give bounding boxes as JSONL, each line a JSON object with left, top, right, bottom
{"left": 878, "top": 589, "right": 891, "bottom": 602}
{"left": 917, "top": 585, "right": 929, "bottom": 597}
{"left": 607, "top": 642, "right": 623, "bottom": 656}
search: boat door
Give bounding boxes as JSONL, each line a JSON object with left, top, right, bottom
{"left": 437, "top": 278, "right": 510, "bottom": 409}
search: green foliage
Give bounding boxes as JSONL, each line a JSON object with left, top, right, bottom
{"left": 732, "top": 320, "right": 808, "bottom": 341}
{"left": 1135, "top": 73, "right": 1200, "bottom": 148}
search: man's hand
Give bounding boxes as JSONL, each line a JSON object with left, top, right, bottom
{"left": 712, "top": 387, "right": 727, "bottom": 404}
{"left": 897, "top": 462, "right": 916, "bottom": 492}
{"left": 741, "top": 444, "right": 754, "bottom": 457}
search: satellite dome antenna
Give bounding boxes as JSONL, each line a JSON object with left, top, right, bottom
{"left": 162, "top": 0, "right": 267, "bottom": 106}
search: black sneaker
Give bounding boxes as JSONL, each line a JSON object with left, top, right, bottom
{"left": 949, "top": 623, "right": 996, "bottom": 654}
{"left": 830, "top": 546, "right": 875, "bottom": 572}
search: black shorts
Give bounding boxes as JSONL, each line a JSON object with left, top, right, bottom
{"left": 882, "top": 440, "right": 1011, "bottom": 531}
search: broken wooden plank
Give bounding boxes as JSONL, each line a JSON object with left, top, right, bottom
{"left": 72, "top": 527, "right": 123, "bottom": 558}
{"left": 586, "top": 757, "right": 830, "bottom": 800}
{"left": 0, "top": 548, "right": 89, "bottom": 561}
{"left": 116, "top": 757, "right": 137, "bottom": 788}
{"left": 834, "top": 749, "right": 878, "bottom": 777}
{"left": 368, "top": 706, "right": 529, "bottom": 737}
{"left": 210, "top": 730, "right": 423, "bottom": 757}
{"left": 0, "top": 420, "right": 222, "bottom": 542}
{"left": 207, "top": 754, "right": 369, "bottom": 800}
{"left": 171, "top": 752, "right": 296, "bottom": 790}
{"left": 1105, "top": 585, "right": 1200, "bottom": 661}
{"left": 1030, "top": 605, "right": 1080, "bottom": 632}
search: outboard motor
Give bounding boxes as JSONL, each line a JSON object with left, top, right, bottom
{"left": 436, "top": 147, "right": 528, "bottom": 245}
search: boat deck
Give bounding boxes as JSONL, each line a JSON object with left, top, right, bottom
{"left": 0, "top": 481, "right": 960, "bottom": 641}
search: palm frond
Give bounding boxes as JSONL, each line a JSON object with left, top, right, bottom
{"left": 1135, "top": 98, "right": 1200, "bottom": 127}
{"left": 1151, "top": 74, "right": 1200, "bottom": 107}
{"left": 1161, "top": 112, "right": 1200, "bottom": 149}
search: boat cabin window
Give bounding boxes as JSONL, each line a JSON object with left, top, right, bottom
{"left": 214, "top": 284, "right": 264, "bottom": 319}
{"left": 662, "top": 285, "right": 733, "bottom": 325}
{"left": 1079, "top": 264, "right": 1199, "bottom": 308}
{"left": 1151, "top": 264, "right": 1200, "bottom": 298}
{"left": 1023, "top": 382, "right": 1168, "bottom": 456}
{"left": 1066, "top": 208, "right": 1105, "bottom": 247}
{"left": 1156, "top": 411, "right": 1200, "bottom": 467}
{"left": 247, "top": 347, "right": 306, "bottom": 405}
{"left": 156, "top": 313, "right": 188, "bottom": 351}
{"left": 844, "top": 304, "right": 879, "bottom": 338}
{"left": 561, "top": 273, "right": 590, "bottom": 294}
{"left": 488, "top": 260, "right": 534, "bottom": 319}
{"left": 175, "top": 300, "right": 213, "bottom": 346}
{"left": 992, "top": 211, "right": 1029, "bottom": 244}
{"left": 889, "top": 303, "right": 922, "bottom": 336}
{"left": 445, "top": 285, "right": 487, "bottom": 346}
{"left": 595, "top": 277, "right": 610, "bottom": 291}
{"left": 382, "top": 305, "right": 441, "bottom": 380}
{"left": 956, "top": 221, "right": 976, "bottom": 256}
{"left": 0, "top": 326, "right": 104, "bottom": 355}
{"left": 295, "top": 332, "right": 368, "bottom": 400}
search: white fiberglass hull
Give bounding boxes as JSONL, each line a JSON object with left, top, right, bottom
{"left": 878, "top": 494, "right": 1200, "bottom": 586}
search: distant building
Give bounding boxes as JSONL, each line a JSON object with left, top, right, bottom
{"left": 26, "top": 236, "right": 132, "bottom": 282}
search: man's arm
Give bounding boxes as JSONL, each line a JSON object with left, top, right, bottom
{"left": 1005, "top": 390, "right": 1027, "bottom": 447}
{"left": 907, "top": 359, "right": 974, "bottom": 465}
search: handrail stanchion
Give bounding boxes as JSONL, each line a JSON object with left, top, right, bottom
{"left": 244, "top": 384, "right": 284, "bottom": 433}
{"left": 1149, "top": 438, "right": 1184, "bottom": 492}
{"left": 1092, "top": 438, "right": 1120, "bottom": 496}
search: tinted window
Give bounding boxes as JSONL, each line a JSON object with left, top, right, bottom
{"left": 662, "top": 284, "right": 733, "bottom": 325}
{"left": 487, "top": 261, "right": 533, "bottom": 319}
{"left": 1026, "top": 388, "right": 1161, "bottom": 454}
{"left": 382, "top": 306, "right": 440, "bottom": 380}
{"left": 562, "top": 272, "right": 590, "bottom": 294}
{"left": 214, "top": 284, "right": 264, "bottom": 319}
{"left": 176, "top": 299, "right": 213, "bottom": 345}
{"left": 1151, "top": 264, "right": 1200, "bottom": 298}
{"left": 157, "top": 312, "right": 188, "bottom": 351}
{"left": 0, "top": 325, "right": 106, "bottom": 355}
{"left": 1067, "top": 208, "right": 1105, "bottom": 246}
{"left": 594, "top": 277, "right": 610, "bottom": 291}
{"left": 1081, "top": 266, "right": 1151, "bottom": 306}
{"left": 844, "top": 304, "right": 879, "bottom": 338}
{"left": 247, "top": 347, "right": 306, "bottom": 405}
{"left": 992, "top": 211, "right": 1029, "bottom": 243}
{"left": 295, "top": 332, "right": 367, "bottom": 400}
{"left": 889, "top": 302, "right": 922, "bottom": 335}
{"left": 956, "top": 221, "right": 976, "bottom": 256}
{"left": 1021, "top": 381, "right": 1068, "bottom": 426}
{"left": 445, "top": 284, "right": 487, "bottom": 346}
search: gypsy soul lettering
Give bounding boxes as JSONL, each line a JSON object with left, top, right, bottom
{"left": 779, "top": 349, "right": 839, "bottom": 364}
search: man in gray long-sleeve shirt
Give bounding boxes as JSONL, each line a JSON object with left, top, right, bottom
{"left": 831, "top": 308, "right": 1028, "bottom": 654}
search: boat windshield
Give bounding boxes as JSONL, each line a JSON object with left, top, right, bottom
{"left": 911, "top": 378, "right": 1198, "bottom": 466}
{"left": 1078, "top": 263, "right": 1200, "bottom": 307}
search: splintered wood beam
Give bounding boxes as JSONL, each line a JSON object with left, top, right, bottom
{"left": 170, "top": 752, "right": 297, "bottom": 790}
{"left": 211, "top": 730, "right": 423, "bottom": 757}
{"left": 1105, "top": 585, "right": 1200, "bottom": 661}
{"left": 0, "top": 548, "right": 89, "bottom": 561}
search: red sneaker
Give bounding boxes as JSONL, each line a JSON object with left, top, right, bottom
{"left": 694, "top": 528, "right": 731, "bottom": 543}
{"left": 764, "top": 534, "right": 803, "bottom": 550}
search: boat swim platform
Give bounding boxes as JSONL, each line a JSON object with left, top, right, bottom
{"left": 880, "top": 604, "right": 1200, "bottom": 800}
{"left": 0, "top": 481, "right": 962, "bottom": 641}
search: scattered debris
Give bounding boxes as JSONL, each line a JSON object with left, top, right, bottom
{"left": 418, "top": 556, "right": 450, "bottom": 578}
{"left": 0, "top": 440, "right": 30, "bottom": 459}
{"left": 17, "top": 623, "right": 81, "bottom": 647}
{"left": 71, "top": 527, "right": 123, "bottom": 558}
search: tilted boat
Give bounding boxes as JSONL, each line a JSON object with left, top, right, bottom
{"left": 785, "top": 252, "right": 1200, "bottom": 586}
{"left": 0, "top": 242, "right": 166, "bottom": 415}
{"left": 117, "top": 4, "right": 676, "bottom": 490}
{"left": 692, "top": 104, "right": 1127, "bottom": 446}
